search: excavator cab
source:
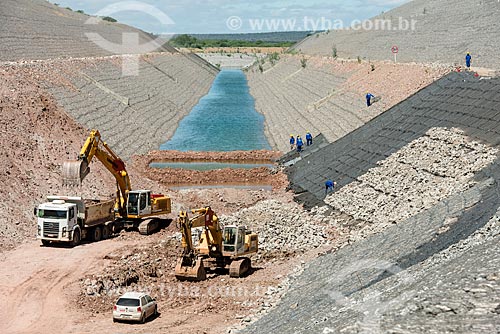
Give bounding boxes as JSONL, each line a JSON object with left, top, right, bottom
{"left": 222, "top": 226, "right": 258, "bottom": 256}
{"left": 127, "top": 190, "right": 151, "bottom": 217}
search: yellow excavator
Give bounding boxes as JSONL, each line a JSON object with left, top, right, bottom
{"left": 175, "top": 207, "right": 258, "bottom": 281}
{"left": 62, "top": 129, "right": 171, "bottom": 235}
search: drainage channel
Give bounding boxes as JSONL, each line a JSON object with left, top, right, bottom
{"left": 160, "top": 69, "right": 271, "bottom": 152}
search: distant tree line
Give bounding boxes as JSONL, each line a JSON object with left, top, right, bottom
{"left": 169, "top": 34, "right": 294, "bottom": 48}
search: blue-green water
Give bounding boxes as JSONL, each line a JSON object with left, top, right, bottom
{"left": 161, "top": 69, "right": 271, "bottom": 151}
{"left": 149, "top": 162, "right": 274, "bottom": 171}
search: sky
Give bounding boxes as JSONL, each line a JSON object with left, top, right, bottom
{"left": 49, "top": 0, "right": 410, "bottom": 34}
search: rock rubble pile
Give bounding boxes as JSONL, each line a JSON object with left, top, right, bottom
{"left": 325, "top": 127, "right": 498, "bottom": 234}
{"left": 220, "top": 200, "right": 329, "bottom": 255}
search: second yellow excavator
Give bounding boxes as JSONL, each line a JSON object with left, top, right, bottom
{"left": 175, "top": 207, "right": 258, "bottom": 281}
{"left": 62, "top": 129, "right": 171, "bottom": 235}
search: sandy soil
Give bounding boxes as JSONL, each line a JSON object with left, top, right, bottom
{"left": 0, "top": 183, "right": 325, "bottom": 334}
{"left": 0, "top": 65, "right": 118, "bottom": 251}
{"left": 0, "top": 62, "right": 303, "bottom": 334}
{"left": 133, "top": 150, "right": 288, "bottom": 191}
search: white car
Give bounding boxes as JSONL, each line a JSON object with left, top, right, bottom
{"left": 112, "top": 292, "right": 158, "bottom": 323}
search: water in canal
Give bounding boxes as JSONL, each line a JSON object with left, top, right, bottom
{"left": 161, "top": 69, "right": 271, "bottom": 152}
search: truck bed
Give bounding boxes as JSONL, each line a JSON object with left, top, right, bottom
{"left": 84, "top": 199, "right": 115, "bottom": 227}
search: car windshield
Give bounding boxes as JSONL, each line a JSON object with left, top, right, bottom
{"left": 38, "top": 209, "right": 67, "bottom": 219}
{"left": 116, "top": 298, "right": 140, "bottom": 307}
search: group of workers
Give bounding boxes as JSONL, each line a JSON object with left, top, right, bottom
{"left": 289, "top": 132, "right": 313, "bottom": 152}
{"left": 292, "top": 52, "right": 475, "bottom": 199}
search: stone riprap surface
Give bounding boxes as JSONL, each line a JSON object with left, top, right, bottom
{"left": 220, "top": 200, "right": 329, "bottom": 256}
{"left": 246, "top": 55, "right": 447, "bottom": 152}
{"left": 197, "top": 53, "right": 262, "bottom": 69}
{"left": 241, "top": 176, "right": 500, "bottom": 333}
{"left": 0, "top": 0, "right": 219, "bottom": 160}
{"left": 39, "top": 53, "right": 217, "bottom": 159}
{"left": 294, "top": 0, "right": 500, "bottom": 69}
{"left": 240, "top": 72, "right": 500, "bottom": 333}
{"left": 287, "top": 72, "right": 500, "bottom": 208}
{"left": 326, "top": 127, "right": 498, "bottom": 234}
{"left": 0, "top": 0, "right": 167, "bottom": 61}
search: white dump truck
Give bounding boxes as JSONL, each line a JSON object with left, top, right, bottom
{"left": 35, "top": 196, "right": 115, "bottom": 247}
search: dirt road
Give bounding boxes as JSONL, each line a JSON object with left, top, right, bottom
{"left": 0, "top": 239, "right": 134, "bottom": 334}
{"left": 0, "top": 238, "right": 231, "bottom": 334}
{"left": 0, "top": 232, "right": 297, "bottom": 334}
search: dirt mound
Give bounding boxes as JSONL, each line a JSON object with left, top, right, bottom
{"left": 220, "top": 200, "right": 330, "bottom": 256}
{"left": 75, "top": 200, "right": 333, "bottom": 332}
{"left": 0, "top": 66, "right": 117, "bottom": 250}
{"left": 134, "top": 150, "right": 288, "bottom": 190}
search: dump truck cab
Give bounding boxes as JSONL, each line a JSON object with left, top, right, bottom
{"left": 35, "top": 196, "right": 115, "bottom": 246}
{"left": 36, "top": 199, "right": 77, "bottom": 243}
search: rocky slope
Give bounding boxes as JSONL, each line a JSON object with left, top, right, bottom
{"left": 240, "top": 72, "right": 500, "bottom": 333}
{"left": 246, "top": 55, "right": 448, "bottom": 152}
{"left": 294, "top": 0, "right": 500, "bottom": 69}
{"left": 0, "top": 0, "right": 166, "bottom": 61}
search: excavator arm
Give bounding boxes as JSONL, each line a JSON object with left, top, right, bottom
{"left": 178, "top": 207, "right": 223, "bottom": 257}
{"left": 62, "top": 129, "right": 131, "bottom": 216}
{"left": 175, "top": 207, "right": 222, "bottom": 281}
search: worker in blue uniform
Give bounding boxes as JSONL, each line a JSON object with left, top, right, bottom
{"left": 325, "top": 180, "right": 335, "bottom": 196}
{"left": 465, "top": 52, "right": 472, "bottom": 70}
{"left": 289, "top": 134, "right": 295, "bottom": 150}
{"left": 306, "top": 131, "right": 313, "bottom": 146}
{"left": 366, "top": 93, "right": 375, "bottom": 107}
{"left": 296, "top": 135, "right": 304, "bottom": 152}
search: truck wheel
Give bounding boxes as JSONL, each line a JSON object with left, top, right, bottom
{"left": 92, "top": 226, "right": 102, "bottom": 242}
{"left": 102, "top": 225, "right": 111, "bottom": 239}
{"left": 41, "top": 239, "right": 51, "bottom": 247}
{"left": 71, "top": 229, "right": 81, "bottom": 247}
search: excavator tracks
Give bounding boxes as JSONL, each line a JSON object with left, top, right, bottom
{"left": 229, "top": 257, "right": 251, "bottom": 278}
{"left": 138, "top": 219, "right": 159, "bottom": 235}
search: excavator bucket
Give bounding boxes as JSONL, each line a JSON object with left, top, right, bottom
{"left": 62, "top": 160, "right": 89, "bottom": 186}
{"left": 174, "top": 256, "right": 206, "bottom": 281}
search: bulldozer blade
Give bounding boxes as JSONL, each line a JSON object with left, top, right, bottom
{"left": 175, "top": 257, "right": 206, "bottom": 281}
{"left": 62, "top": 160, "right": 89, "bottom": 186}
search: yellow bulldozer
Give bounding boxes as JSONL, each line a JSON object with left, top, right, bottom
{"left": 62, "top": 129, "right": 171, "bottom": 235}
{"left": 175, "top": 207, "right": 258, "bottom": 281}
